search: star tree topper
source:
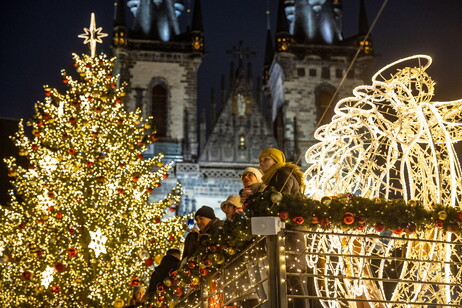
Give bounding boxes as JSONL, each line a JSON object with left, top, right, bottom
{"left": 78, "top": 13, "right": 108, "bottom": 57}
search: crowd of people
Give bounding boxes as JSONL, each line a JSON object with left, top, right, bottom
{"left": 128, "top": 147, "right": 308, "bottom": 307}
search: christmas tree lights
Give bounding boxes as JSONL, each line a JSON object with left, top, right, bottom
{"left": 0, "top": 15, "right": 186, "bottom": 307}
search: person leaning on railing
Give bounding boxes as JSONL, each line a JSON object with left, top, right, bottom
{"left": 181, "top": 206, "right": 224, "bottom": 262}
{"left": 258, "top": 148, "right": 310, "bottom": 308}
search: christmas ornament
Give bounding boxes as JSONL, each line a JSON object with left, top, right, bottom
{"left": 270, "top": 191, "right": 283, "bottom": 203}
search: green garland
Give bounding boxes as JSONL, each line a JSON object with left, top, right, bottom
{"left": 151, "top": 190, "right": 462, "bottom": 306}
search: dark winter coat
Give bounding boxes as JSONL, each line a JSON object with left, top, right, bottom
{"left": 182, "top": 218, "right": 224, "bottom": 260}
{"left": 146, "top": 254, "right": 180, "bottom": 298}
{"left": 264, "top": 165, "right": 303, "bottom": 195}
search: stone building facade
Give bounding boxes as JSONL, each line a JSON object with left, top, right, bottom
{"left": 111, "top": 0, "right": 374, "bottom": 217}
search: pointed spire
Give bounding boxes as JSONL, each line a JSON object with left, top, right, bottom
{"left": 276, "top": 0, "right": 290, "bottom": 34}
{"left": 358, "top": 0, "right": 370, "bottom": 36}
{"left": 113, "top": 0, "right": 128, "bottom": 47}
{"left": 113, "top": 0, "right": 126, "bottom": 27}
{"left": 264, "top": 29, "right": 274, "bottom": 67}
{"left": 357, "top": 0, "right": 373, "bottom": 54}
{"left": 191, "top": 0, "right": 204, "bottom": 32}
{"left": 275, "top": 0, "right": 291, "bottom": 52}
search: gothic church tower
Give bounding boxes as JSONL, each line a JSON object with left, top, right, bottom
{"left": 265, "top": 0, "right": 374, "bottom": 164}
{"left": 112, "top": 0, "right": 204, "bottom": 162}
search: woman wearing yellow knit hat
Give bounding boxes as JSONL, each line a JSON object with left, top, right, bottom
{"left": 258, "top": 148, "right": 305, "bottom": 194}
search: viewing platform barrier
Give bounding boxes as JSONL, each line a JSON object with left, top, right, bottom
{"left": 175, "top": 221, "right": 462, "bottom": 308}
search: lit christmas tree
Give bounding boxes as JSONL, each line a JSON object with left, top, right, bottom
{"left": 0, "top": 14, "right": 185, "bottom": 307}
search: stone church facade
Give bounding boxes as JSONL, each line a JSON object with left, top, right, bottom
{"left": 111, "top": 0, "right": 374, "bottom": 216}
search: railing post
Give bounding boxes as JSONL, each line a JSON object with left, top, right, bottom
{"left": 267, "top": 231, "right": 288, "bottom": 308}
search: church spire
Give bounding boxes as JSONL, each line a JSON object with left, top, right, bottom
{"left": 113, "top": 0, "right": 127, "bottom": 47}
{"left": 275, "top": 0, "right": 292, "bottom": 52}
{"left": 191, "top": 0, "right": 205, "bottom": 53}
{"left": 263, "top": 2, "right": 274, "bottom": 85}
{"left": 357, "top": 0, "right": 373, "bottom": 54}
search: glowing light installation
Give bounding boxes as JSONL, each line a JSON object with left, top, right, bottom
{"left": 0, "top": 17, "right": 185, "bottom": 307}
{"left": 304, "top": 55, "right": 462, "bottom": 306}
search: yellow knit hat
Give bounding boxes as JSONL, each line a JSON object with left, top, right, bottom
{"left": 259, "top": 148, "right": 286, "bottom": 164}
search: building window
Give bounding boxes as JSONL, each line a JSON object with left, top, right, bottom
{"left": 321, "top": 67, "right": 330, "bottom": 79}
{"left": 152, "top": 84, "right": 168, "bottom": 137}
{"left": 297, "top": 68, "right": 306, "bottom": 77}
{"left": 336, "top": 69, "right": 343, "bottom": 78}
{"left": 318, "top": 90, "right": 335, "bottom": 126}
{"left": 239, "top": 135, "right": 246, "bottom": 150}
{"left": 309, "top": 69, "right": 317, "bottom": 77}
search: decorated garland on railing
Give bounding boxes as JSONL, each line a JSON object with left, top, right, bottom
{"left": 149, "top": 189, "right": 462, "bottom": 307}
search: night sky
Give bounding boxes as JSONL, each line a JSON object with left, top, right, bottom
{"left": 1, "top": 0, "right": 462, "bottom": 121}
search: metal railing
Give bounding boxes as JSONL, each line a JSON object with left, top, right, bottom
{"left": 175, "top": 225, "right": 462, "bottom": 308}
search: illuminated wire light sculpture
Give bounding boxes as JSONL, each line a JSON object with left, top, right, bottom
{"left": 304, "top": 55, "right": 462, "bottom": 306}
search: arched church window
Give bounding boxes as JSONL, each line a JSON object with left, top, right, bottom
{"left": 152, "top": 84, "right": 167, "bottom": 137}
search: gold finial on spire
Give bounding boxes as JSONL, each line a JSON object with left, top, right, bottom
{"left": 78, "top": 13, "right": 108, "bottom": 57}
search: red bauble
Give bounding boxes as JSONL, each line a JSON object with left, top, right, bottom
{"left": 22, "top": 271, "right": 32, "bottom": 280}
{"left": 54, "top": 262, "right": 66, "bottom": 272}
{"left": 86, "top": 161, "right": 93, "bottom": 167}
{"left": 208, "top": 245, "right": 217, "bottom": 252}
{"left": 32, "top": 144, "right": 39, "bottom": 150}
{"left": 157, "top": 295, "right": 165, "bottom": 302}
{"left": 97, "top": 176, "right": 105, "bottom": 183}
{"left": 169, "top": 206, "right": 176, "bottom": 212}
{"left": 137, "top": 154, "right": 144, "bottom": 159}
{"left": 117, "top": 188, "right": 124, "bottom": 194}
{"left": 278, "top": 211, "right": 289, "bottom": 220}
{"left": 157, "top": 284, "right": 165, "bottom": 292}
{"left": 18, "top": 223, "right": 26, "bottom": 229}
{"left": 87, "top": 96, "right": 93, "bottom": 101}
{"left": 154, "top": 216, "right": 161, "bottom": 224}
{"left": 106, "top": 74, "right": 113, "bottom": 79}
{"left": 151, "top": 136, "right": 158, "bottom": 142}
{"left": 188, "top": 261, "right": 196, "bottom": 269}
{"left": 169, "top": 234, "right": 175, "bottom": 241}
{"left": 48, "top": 192, "right": 55, "bottom": 199}
{"left": 146, "top": 187, "right": 154, "bottom": 193}
{"left": 292, "top": 216, "right": 305, "bottom": 225}
{"left": 95, "top": 107, "right": 102, "bottom": 113}
{"left": 357, "top": 214, "right": 367, "bottom": 224}
{"left": 68, "top": 228, "right": 75, "bottom": 234}
{"left": 69, "top": 117, "right": 76, "bottom": 124}
{"left": 457, "top": 211, "right": 462, "bottom": 221}
{"left": 203, "top": 258, "right": 212, "bottom": 267}
{"left": 435, "top": 219, "right": 444, "bottom": 229}
{"left": 45, "top": 91, "right": 52, "bottom": 97}
{"left": 175, "top": 287, "right": 183, "bottom": 296}
{"left": 163, "top": 174, "right": 169, "bottom": 179}
{"left": 356, "top": 223, "right": 366, "bottom": 231}
{"left": 311, "top": 216, "right": 319, "bottom": 224}
{"left": 144, "top": 258, "right": 154, "bottom": 267}
{"left": 130, "top": 277, "right": 140, "bottom": 287}
{"left": 69, "top": 149, "right": 76, "bottom": 155}
{"left": 320, "top": 218, "right": 330, "bottom": 227}
{"left": 132, "top": 176, "right": 139, "bottom": 182}
{"left": 47, "top": 206, "right": 54, "bottom": 212}
{"left": 170, "top": 271, "right": 177, "bottom": 278}
{"left": 51, "top": 285, "right": 61, "bottom": 293}
{"left": 392, "top": 226, "right": 403, "bottom": 234}
{"left": 155, "top": 182, "right": 161, "bottom": 188}
{"left": 36, "top": 249, "right": 44, "bottom": 257}
{"left": 67, "top": 247, "right": 77, "bottom": 257}
{"left": 117, "top": 119, "right": 124, "bottom": 125}
{"left": 63, "top": 79, "right": 69, "bottom": 84}
{"left": 374, "top": 223, "right": 385, "bottom": 232}
{"left": 56, "top": 212, "right": 63, "bottom": 219}
{"left": 199, "top": 268, "right": 208, "bottom": 276}
{"left": 342, "top": 213, "right": 355, "bottom": 225}
{"left": 115, "top": 98, "right": 122, "bottom": 103}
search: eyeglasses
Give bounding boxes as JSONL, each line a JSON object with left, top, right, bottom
{"left": 241, "top": 172, "right": 255, "bottom": 179}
